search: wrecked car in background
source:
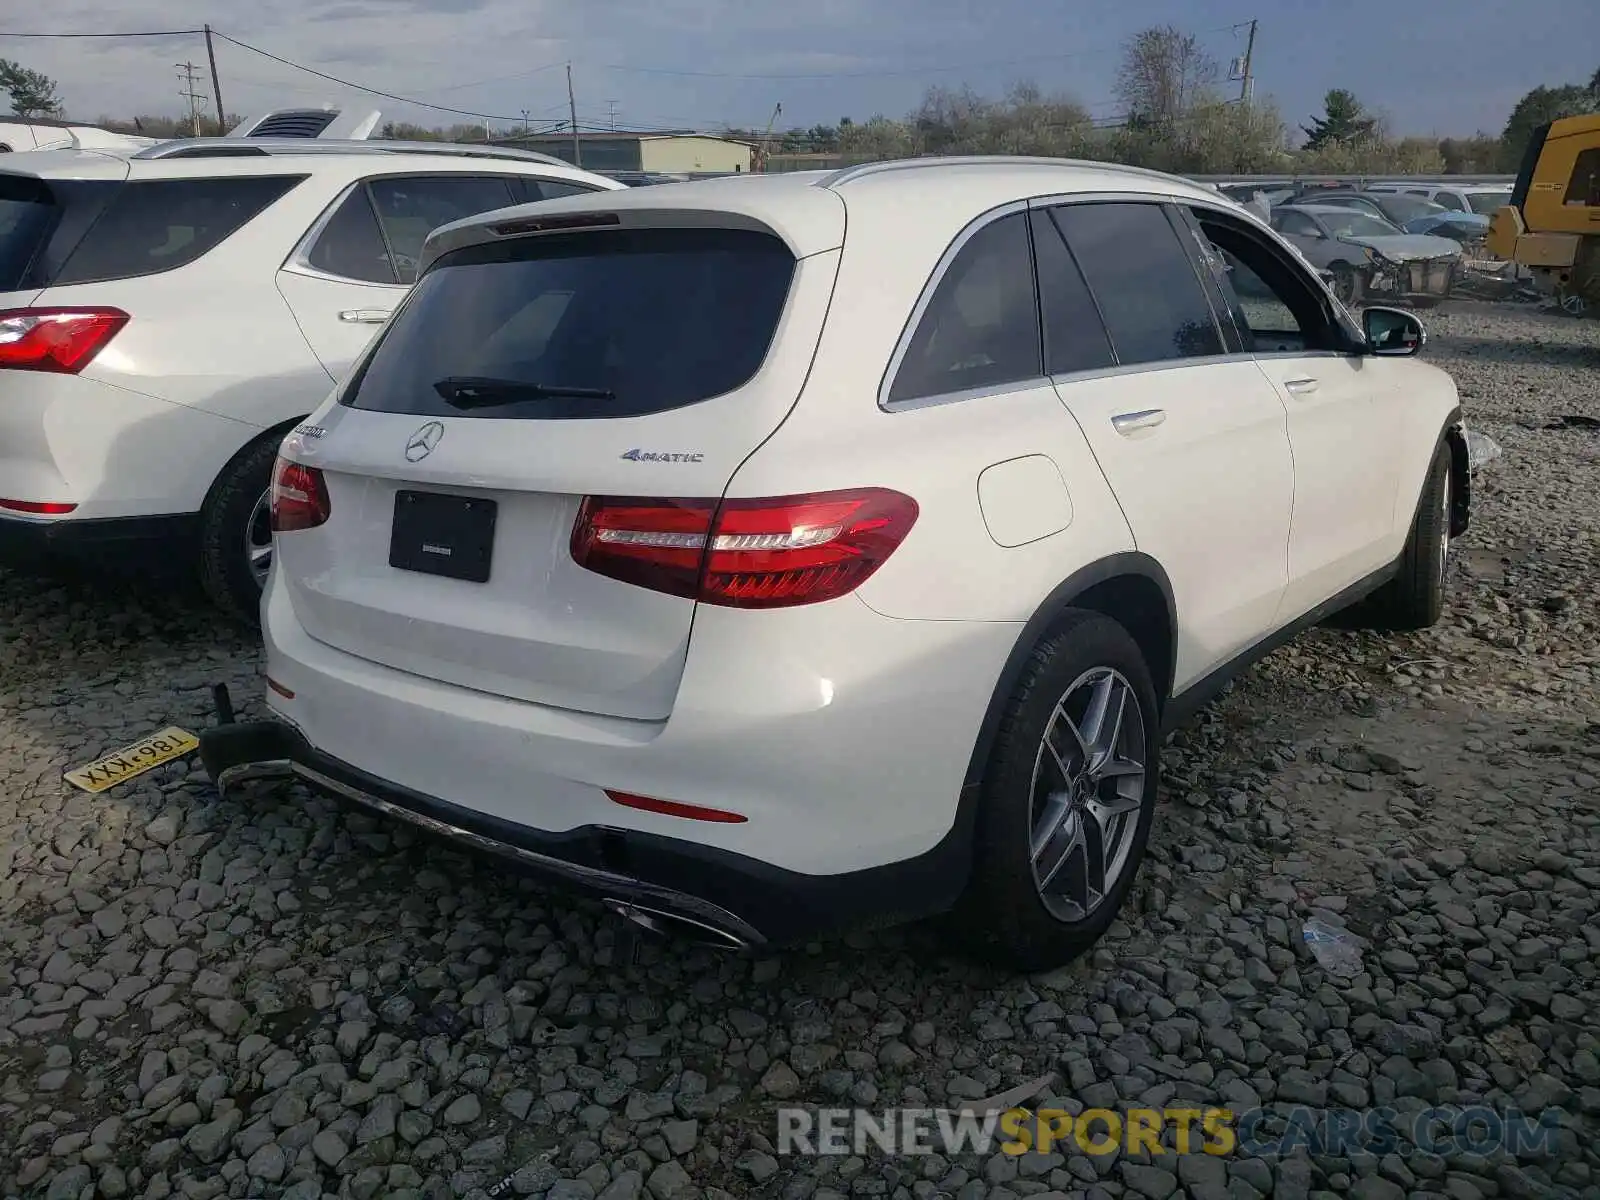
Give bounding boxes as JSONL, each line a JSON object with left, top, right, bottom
{"left": 1269, "top": 204, "right": 1464, "bottom": 306}
{"left": 1293, "top": 189, "right": 1491, "bottom": 246}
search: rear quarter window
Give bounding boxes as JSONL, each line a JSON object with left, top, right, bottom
{"left": 342, "top": 226, "right": 796, "bottom": 420}
{"left": 0, "top": 174, "right": 58, "bottom": 290}
{"left": 51, "top": 174, "right": 305, "bottom": 285}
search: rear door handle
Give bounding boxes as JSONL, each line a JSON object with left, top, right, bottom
{"left": 1283, "top": 378, "right": 1320, "bottom": 395}
{"left": 1111, "top": 409, "right": 1167, "bottom": 436}
{"left": 339, "top": 309, "right": 392, "bottom": 324}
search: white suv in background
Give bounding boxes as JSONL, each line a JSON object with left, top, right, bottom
{"left": 0, "top": 134, "right": 622, "bottom": 620}
{"left": 201, "top": 158, "right": 1470, "bottom": 970}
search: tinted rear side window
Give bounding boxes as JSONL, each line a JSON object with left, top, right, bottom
{"left": 1051, "top": 202, "right": 1221, "bottom": 367}
{"left": 343, "top": 226, "right": 796, "bottom": 420}
{"left": 53, "top": 175, "right": 304, "bottom": 285}
{"left": 887, "top": 212, "right": 1041, "bottom": 404}
{"left": 307, "top": 187, "right": 398, "bottom": 284}
{"left": 0, "top": 175, "right": 58, "bottom": 291}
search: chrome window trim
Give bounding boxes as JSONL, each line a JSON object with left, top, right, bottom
{"left": 883, "top": 374, "right": 1054, "bottom": 414}
{"left": 878, "top": 188, "right": 1376, "bottom": 415}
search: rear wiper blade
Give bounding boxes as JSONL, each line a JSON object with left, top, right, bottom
{"left": 431, "top": 376, "right": 616, "bottom": 407}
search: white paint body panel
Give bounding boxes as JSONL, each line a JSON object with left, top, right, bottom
{"left": 977, "top": 455, "right": 1073, "bottom": 548}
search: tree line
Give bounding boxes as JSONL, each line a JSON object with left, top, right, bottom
{"left": 5, "top": 33, "right": 1598, "bottom": 177}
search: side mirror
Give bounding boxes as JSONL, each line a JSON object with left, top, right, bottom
{"left": 1364, "top": 306, "right": 1425, "bottom": 356}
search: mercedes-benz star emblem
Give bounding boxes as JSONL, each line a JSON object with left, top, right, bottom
{"left": 405, "top": 421, "right": 445, "bottom": 462}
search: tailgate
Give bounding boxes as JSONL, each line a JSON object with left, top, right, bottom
{"left": 276, "top": 213, "right": 844, "bottom": 722}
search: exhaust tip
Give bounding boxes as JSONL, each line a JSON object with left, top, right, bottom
{"left": 604, "top": 898, "right": 750, "bottom": 952}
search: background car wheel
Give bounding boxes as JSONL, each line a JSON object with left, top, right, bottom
{"left": 1367, "top": 442, "right": 1452, "bottom": 631}
{"left": 953, "top": 610, "right": 1161, "bottom": 973}
{"left": 1330, "top": 262, "right": 1361, "bottom": 306}
{"left": 199, "top": 436, "right": 282, "bottom": 627}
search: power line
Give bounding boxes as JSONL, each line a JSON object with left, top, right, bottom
{"left": 577, "top": 24, "right": 1249, "bottom": 81}
{"left": 0, "top": 28, "right": 204, "bottom": 38}
{"left": 209, "top": 31, "right": 529, "bottom": 122}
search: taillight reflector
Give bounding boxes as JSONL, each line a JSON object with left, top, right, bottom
{"left": 605, "top": 790, "right": 748, "bottom": 824}
{"left": 0, "top": 308, "right": 129, "bottom": 374}
{"left": 0, "top": 498, "right": 77, "bottom": 515}
{"left": 269, "top": 457, "right": 331, "bottom": 533}
{"left": 571, "top": 487, "right": 918, "bottom": 609}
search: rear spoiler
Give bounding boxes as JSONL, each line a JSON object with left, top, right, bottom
{"left": 227, "top": 106, "right": 383, "bottom": 141}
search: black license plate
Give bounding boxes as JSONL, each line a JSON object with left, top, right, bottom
{"left": 389, "top": 490, "right": 497, "bottom": 583}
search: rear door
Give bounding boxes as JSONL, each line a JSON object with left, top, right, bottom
{"left": 274, "top": 212, "right": 844, "bottom": 721}
{"left": 277, "top": 173, "right": 589, "bottom": 385}
{"left": 1039, "top": 199, "right": 1294, "bottom": 692}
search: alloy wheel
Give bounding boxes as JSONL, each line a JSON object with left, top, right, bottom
{"left": 1028, "top": 667, "right": 1148, "bottom": 923}
{"left": 245, "top": 489, "right": 274, "bottom": 590}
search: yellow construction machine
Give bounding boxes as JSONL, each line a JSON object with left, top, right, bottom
{"left": 1487, "top": 112, "right": 1600, "bottom": 313}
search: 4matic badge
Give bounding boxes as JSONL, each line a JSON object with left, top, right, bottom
{"left": 620, "top": 449, "right": 704, "bottom": 463}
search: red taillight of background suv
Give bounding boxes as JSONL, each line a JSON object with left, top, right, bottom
{"left": 0, "top": 308, "right": 129, "bottom": 374}
{"left": 269, "top": 458, "right": 331, "bottom": 533}
{"left": 571, "top": 487, "right": 919, "bottom": 609}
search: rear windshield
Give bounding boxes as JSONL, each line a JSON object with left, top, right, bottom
{"left": 1464, "top": 191, "right": 1508, "bottom": 215}
{"left": 0, "top": 175, "right": 58, "bottom": 291}
{"left": 52, "top": 174, "right": 305, "bottom": 285}
{"left": 341, "top": 226, "right": 796, "bottom": 420}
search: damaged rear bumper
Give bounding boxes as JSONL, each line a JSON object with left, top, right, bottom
{"left": 197, "top": 715, "right": 967, "bottom": 952}
{"left": 199, "top": 718, "right": 769, "bottom": 950}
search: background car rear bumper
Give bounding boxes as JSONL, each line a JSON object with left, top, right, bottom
{"left": 0, "top": 511, "right": 198, "bottom": 565}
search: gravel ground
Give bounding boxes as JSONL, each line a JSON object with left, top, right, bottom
{"left": 2, "top": 301, "right": 1597, "bottom": 1200}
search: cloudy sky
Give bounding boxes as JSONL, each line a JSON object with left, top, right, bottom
{"left": 5, "top": 0, "right": 1592, "bottom": 139}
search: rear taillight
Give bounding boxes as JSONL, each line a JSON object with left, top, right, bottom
{"left": 269, "top": 457, "right": 331, "bottom": 533}
{"left": 0, "top": 308, "right": 129, "bottom": 374}
{"left": 571, "top": 487, "right": 918, "bottom": 609}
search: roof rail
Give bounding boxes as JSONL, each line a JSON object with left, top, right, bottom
{"left": 132, "top": 138, "right": 574, "bottom": 167}
{"left": 817, "top": 155, "right": 1199, "bottom": 191}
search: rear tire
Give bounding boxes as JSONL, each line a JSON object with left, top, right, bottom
{"left": 1367, "top": 442, "right": 1452, "bottom": 631}
{"left": 199, "top": 436, "right": 280, "bottom": 628}
{"left": 952, "top": 610, "right": 1161, "bottom": 973}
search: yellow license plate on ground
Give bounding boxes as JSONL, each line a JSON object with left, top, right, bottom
{"left": 65, "top": 727, "right": 200, "bottom": 793}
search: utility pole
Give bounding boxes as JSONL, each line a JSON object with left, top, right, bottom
{"left": 1238, "top": 19, "right": 1257, "bottom": 104}
{"left": 566, "top": 63, "right": 582, "bottom": 167}
{"left": 203, "top": 26, "right": 226, "bottom": 135}
{"left": 176, "top": 62, "right": 207, "bottom": 138}
{"left": 520, "top": 109, "right": 530, "bottom": 134}
{"left": 606, "top": 100, "right": 618, "bottom": 131}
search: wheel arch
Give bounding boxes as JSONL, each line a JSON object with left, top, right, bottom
{"left": 960, "top": 552, "right": 1177, "bottom": 794}
{"left": 201, "top": 414, "right": 306, "bottom": 513}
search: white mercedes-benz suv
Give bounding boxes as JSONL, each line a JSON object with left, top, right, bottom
{"left": 200, "top": 157, "right": 1470, "bottom": 970}
{"left": 0, "top": 123, "right": 622, "bottom": 621}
